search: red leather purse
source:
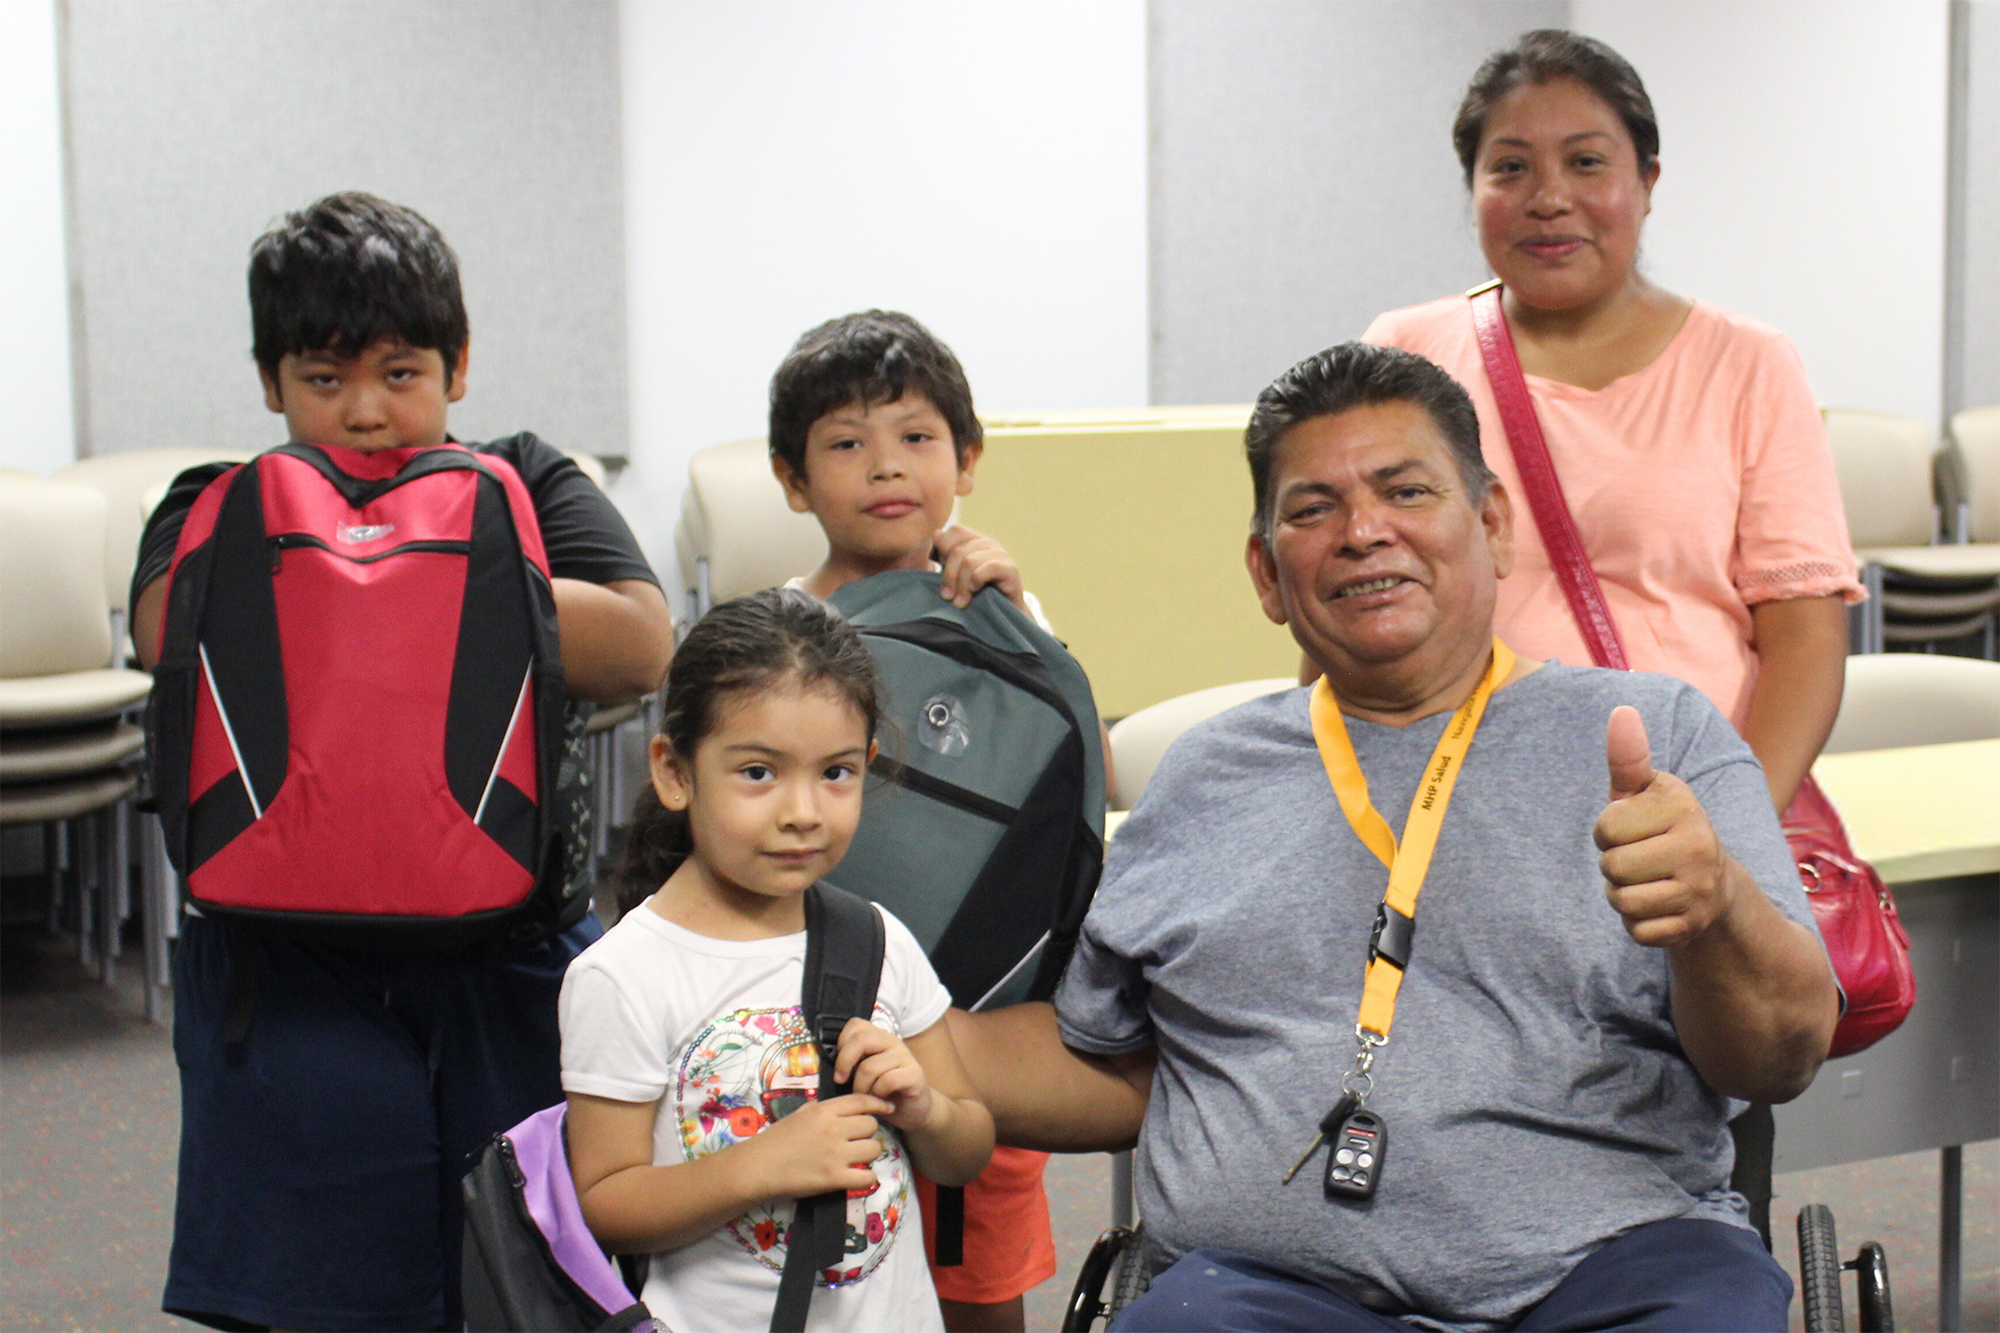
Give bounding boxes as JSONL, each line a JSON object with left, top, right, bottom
{"left": 1469, "top": 281, "right": 1912, "bottom": 1057}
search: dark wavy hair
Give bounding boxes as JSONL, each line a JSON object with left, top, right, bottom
{"left": 767, "top": 310, "right": 982, "bottom": 480}
{"left": 249, "top": 191, "right": 469, "bottom": 383}
{"left": 613, "top": 588, "right": 882, "bottom": 918}
{"left": 1245, "top": 343, "right": 1493, "bottom": 539}
{"left": 1452, "top": 30, "right": 1659, "bottom": 186}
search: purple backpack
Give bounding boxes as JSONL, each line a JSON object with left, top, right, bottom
{"left": 460, "top": 1104, "right": 656, "bottom": 1332}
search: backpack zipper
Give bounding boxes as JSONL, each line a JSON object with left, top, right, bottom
{"left": 269, "top": 532, "right": 473, "bottom": 570}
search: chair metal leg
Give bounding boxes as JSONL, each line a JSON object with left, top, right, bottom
{"left": 43, "top": 823, "right": 63, "bottom": 933}
{"left": 111, "top": 799, "right": 131, "bottom": 958}
{"left": 1939, "top": 1145, "right": 1962, "bottom": 1332}
{"left": 75, "top": 815, "right": 96, "bottom": 969}
{"left": 140, "top": 810, "right": 170, "bottom": 1024}
{"left": 97, "top": 807, "right": 121, "bottom": 985}
{"left": 1851, "top": 563, "right": 1886, "bottom": 655}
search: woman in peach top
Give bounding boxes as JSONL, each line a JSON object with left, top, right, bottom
{"left": 1364, "top": 29, "right": 1862, "bottom": 1245}
{"left": 1364, "top": 29, "right": 1861, "bottom": 814}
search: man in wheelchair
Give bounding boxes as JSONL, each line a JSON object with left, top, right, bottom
{"left": 951, "top": 344, "right": 1839, "bottom": 1331}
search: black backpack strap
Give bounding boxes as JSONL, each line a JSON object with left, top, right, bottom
{"left": 222, "top": 925, "right": 263, "bottom": 1056}
{"left": 771, "top": 884, "right": 885, "bottom": 1333}
{"left": 932, "top": 1185, "right": 965, "bottom": 1266}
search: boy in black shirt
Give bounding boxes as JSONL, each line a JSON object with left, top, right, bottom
{"left": 132, "top": 192, "right": 672, "bottom": 1331}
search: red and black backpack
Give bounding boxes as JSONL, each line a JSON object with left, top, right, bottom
{"left": 147, "top": 442, "right": 582, "bottom": 951}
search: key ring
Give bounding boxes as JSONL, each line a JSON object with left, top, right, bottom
{"left": 1341, "top": 1027, "right": 1387, "bottom": 1102}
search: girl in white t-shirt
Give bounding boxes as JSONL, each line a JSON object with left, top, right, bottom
{"left": 561, "top": 589, "right": 994, "bottom": 1333}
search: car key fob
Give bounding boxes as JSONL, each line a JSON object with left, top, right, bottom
{"left": 1323, "top": 1108, "right": 1387, "bottom": 1200}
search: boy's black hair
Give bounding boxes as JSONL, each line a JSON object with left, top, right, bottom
{"left": 613, "top": 588, "right": 883, "bottom": 917}
{"left": 1246, "top": 342, "right": 1495, "bottom": 538}
{"left": 767, "top": 310, "right": 982, "bottom": 478}
{"left": 249, "top": 192, "right": 469, "bottom": 384}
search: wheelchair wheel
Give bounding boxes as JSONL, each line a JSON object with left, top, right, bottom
{"left": 1064, "top": 1225, "right": 1140, "bottom": 1333}
{"left": 1799, "top": 1204, "right": 1846, "bottom": 1333}
{"left": 1799, "top": 1204, "right": 1895, "bottom": 1332}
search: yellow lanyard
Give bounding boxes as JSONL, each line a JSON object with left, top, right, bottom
{"left": 1309, "top": 638, "right": 1514, "bottom": 1041}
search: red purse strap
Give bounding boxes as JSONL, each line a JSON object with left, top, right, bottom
{"left": 1468, "top": 281, "right": 1630, "bottom": 671}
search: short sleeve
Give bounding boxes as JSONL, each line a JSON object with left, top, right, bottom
{"left": 560, "top": 959, "right": 672, "bottom": 1104}
{"left": 877, "top": 906, "right": 951, "bottom": 1038}
{"left": 1053, "top": 922, "right": 1154, "bottom": 1056}
{"left": 131, "top": 462, "right": 236, "bottom": 607}
{"left": 1727, "top": 333, "right": 1865, "bottom": 607}
{"left": 476, "top": 433, "right": 659, "bottom": 588}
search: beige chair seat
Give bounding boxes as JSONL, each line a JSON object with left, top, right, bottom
{"left": 1883, "top": 611, "right": 1997, "bottom": 644}
{"left": 1106, "top": 678, "right": 1295, "bottom": 810}
{"left": 0, "top": 668, "right": 153, "bottom": 727}
{"left": 56, "top": 448, "right": 248, "bottom": 613}
{"left": 1878, "top": 583, "right": 2000, "bottom": 617}
{"left": 0, "top": 770, "right": 138, "bottom": 824}
{"left": 0, "top": 720, "right": 144, "bottom": 781}
{"left": 1857, "top": 544, "right": 2000, "bottom": 581}
{"left": 1821, "top": 654, "right": 2000, "bottom": 754}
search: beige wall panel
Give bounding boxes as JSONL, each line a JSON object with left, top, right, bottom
{"left": 960, "top": 419, "right": 1299, "bottom": 717}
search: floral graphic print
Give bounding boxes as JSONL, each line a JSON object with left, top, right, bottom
{"left": 672, "top": 1004, "right": 908, "bottom": 1286}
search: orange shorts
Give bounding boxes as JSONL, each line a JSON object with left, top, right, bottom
{"left": 914, "top": 1145, "right": 1057, "bottom": 1304}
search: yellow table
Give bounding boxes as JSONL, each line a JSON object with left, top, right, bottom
{"left": 1779, "top": 738, "right": 1999, "bottom": 1329}
{"left": 1811, "top": 738, "right": 2000, "bottom": 883}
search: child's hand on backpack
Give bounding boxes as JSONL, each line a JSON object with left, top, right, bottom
{"left": 835, "top": 1018, "right": 941, "bottom": 1132}
{"left": 933, "top": 524, "right": 1029, "bottom": 614}
{"left": 752, "top": 1091, "right": 891, "bottom": 1200}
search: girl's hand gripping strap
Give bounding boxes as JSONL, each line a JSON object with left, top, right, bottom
{"left": 771, "top": 884, "right": 886, "bottom": 1333}
{"left": 1468, "top": 280, "right": 1630, "bottom": 670}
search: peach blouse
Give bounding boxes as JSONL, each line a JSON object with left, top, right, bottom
{"left": 1365, "top": 296, "right": 1862, "bottom": 725}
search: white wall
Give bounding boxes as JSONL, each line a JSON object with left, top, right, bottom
{"left": 618, "top": 0, "right": 1150, "bottom": 603}
{"left": 1959, "top": 0, "right": 2000, "bottom": 412}
{"left": 1572, "top": 0, "right": 1952, "bottom": 432}
{"left": 1149, "top": 0, "right": 1564, "bottom": 405}
{"left": 0, "top": 0, "right": 77, "bottom": 476}
{"left": 62, "top": 1, "right": 627, "bottom": 462}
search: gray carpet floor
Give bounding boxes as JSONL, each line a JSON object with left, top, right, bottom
{"left": 3, "top": 926, "right": 1993, "bottom": 1333}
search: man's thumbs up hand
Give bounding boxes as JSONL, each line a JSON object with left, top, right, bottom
{"left": 1595, "top": 706, "right": 1731, "bottom": 948}
{"left": 1605, "top": 705, "right": 1655, "bottom": 799}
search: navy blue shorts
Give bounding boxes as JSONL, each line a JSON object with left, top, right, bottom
{"left": 163, "top": 912, "right": 600, "bottom": 1332}
{"left": 1114, "top": 1217, "right": 1792, "bottom": 1332}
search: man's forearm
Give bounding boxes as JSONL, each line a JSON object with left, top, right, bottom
{"left": 945, "top": 1005, "right": 1153, "bottom": 1153}
{"left": 1669, "top": 858, "right": 1839, "bottom": 1103}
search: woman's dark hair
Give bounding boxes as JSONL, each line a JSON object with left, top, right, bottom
{"left": 1452, "top": 30, "right": 1659, "bottom": 186}
{"left": 768, "top": 310, "right": 982, "bottom": 480}
{"left": 1245, "top": 343, "right": 1493, "bottom": 539}
{"left": 613, "top": 588, "right": 883, "bottom": 917}
{"left": 249, "top": 191, "right": 469, "bottom": 384}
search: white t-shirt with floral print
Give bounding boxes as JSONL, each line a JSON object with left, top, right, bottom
{"left": 561, "top": 901, "right": 951, "bottom": 1332}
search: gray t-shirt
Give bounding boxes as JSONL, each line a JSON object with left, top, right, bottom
{"left": 1055, "top": 663, "right": 1824, "bottom": 1330}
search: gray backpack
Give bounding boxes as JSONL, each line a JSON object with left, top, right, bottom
{"left": 825, "top": 571, "right": 1105, "bottom": 1012}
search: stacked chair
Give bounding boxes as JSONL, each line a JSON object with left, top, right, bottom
{"left": 0, "top": 474, "right": 161, "bottom": 1016}
{"left": 1825, "top": 408, "right": 2000, "bottom": 656}
{"left": 1941, "top": 405, "right": 1999, "bottom": 546}
{"left": 673, "top": 437, "right": 826, "bottom": 619}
